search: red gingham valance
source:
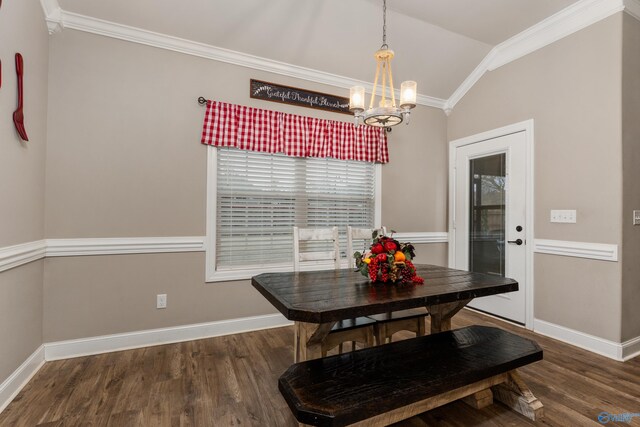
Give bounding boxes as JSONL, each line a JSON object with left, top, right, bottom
{"left": 200, "top": 100, "right": 389, "bottom": 163}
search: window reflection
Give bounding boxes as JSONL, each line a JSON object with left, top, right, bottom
{"left": 469, "top": 154, "right": 506, "bottom": 276}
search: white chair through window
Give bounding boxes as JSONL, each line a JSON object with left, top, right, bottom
{"left": 347, "top": 225, "right": 429, "bottom": 345}
{"left": 293, "top": 226, "right": 375, "bottom": 358}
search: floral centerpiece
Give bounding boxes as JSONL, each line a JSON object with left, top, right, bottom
{"left": 354, "top": 230, "right": 424, "bottom": 284}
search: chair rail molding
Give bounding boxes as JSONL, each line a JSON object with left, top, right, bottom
{"left": 533, "top": 239, "right": 618, "bottom": 262}
{"left": 46, "top": 237, "right": 206, "bottom": 257}
{"left": 0, "top": 238, "right": 205, "bottom": 273}
{"left": 0, "top": 240, "right": 47, "bottom": 273}
{"left": 392, "top": 232, "right": 449, "bottom": 244}
{"left": 0, "top": 233, "right": 443, "bottom": 268}
{"left": 38, "top": 0, "right": 640, "bottom": 115}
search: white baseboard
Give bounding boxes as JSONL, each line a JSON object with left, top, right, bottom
{"left": 622, "top": 335, "right": 640, "bottom": 361}
{"left": 44, "top": 313, "right": 292, "bottom": 361}
{"left": 0, "top": 345, "right": 45, "bottom": 414}
{"left": 533, "top": 319, "right": 631, "bottom": 361}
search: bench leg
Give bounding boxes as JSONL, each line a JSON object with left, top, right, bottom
{"left": 462, "top": 389, "right": 493, "bottom": 409}
{"left": 373, "top": 323, "right": 386, "bottom": 345}
{"left": 492, "top": 370, "right": 544, "bottom": 421}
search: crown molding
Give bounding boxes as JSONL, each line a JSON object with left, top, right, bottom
{"left": 625, "top": 0, "right": 640, "bottom": 21}
{"left": 445, "top": 0, "right": 627, "bottom": 112}
{"left": 39, "top": 0, "right": 636, "bottom": 114}
{"left": 41, "top": 7, "right": 446, "bottom": 110}
{"left": 444, "top": 50, "right": 497, "bottom": 114}
{"left": 487, "top": 0, "right": 625, "bottom": 72}
{"left": 39, "top": 0, "right": 63, "bottom": 34}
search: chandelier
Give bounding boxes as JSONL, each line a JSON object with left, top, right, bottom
{"left": 349, "top": 0, "right": 417, "bottom": 128}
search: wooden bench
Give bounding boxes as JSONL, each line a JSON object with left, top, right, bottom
{"left": 279, "top": 325, "right": 543, "bottom": 427}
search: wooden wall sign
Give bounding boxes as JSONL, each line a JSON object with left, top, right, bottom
{"left": 250, "top": 79, "right": 351, "bottom": 115}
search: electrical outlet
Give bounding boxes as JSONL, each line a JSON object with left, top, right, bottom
{"left": 634, "top": 210, "right": 640, "bottom": 226}
{"left": 156, "top": 294, "right": 167, "bottom": 309}
{"left": 550, "top": 210, "right": 576, "bottom": 223}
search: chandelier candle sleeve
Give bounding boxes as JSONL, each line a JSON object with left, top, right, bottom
{"left": 400, "top": 81, "right": 417, "bottom": 109}
{"left": 350, "top": 86, "right": 365, "bottom": 112}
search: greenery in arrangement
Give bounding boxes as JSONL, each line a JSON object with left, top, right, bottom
{"left": 354, "top": 230, "right": 424, "bottom": 284}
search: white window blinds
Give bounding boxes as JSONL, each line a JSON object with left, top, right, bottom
{"left": 216, "top": 148, "right": 376, "bottom": 269}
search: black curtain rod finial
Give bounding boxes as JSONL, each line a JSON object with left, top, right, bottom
{"left": 198, "top": 96, "right": 208, "bottom": 105}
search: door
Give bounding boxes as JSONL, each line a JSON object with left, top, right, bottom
{"left": 453, "top": 131, "right": 527, "bottom": 324}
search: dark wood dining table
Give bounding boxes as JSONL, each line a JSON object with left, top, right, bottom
{"left": 251, "top": 263, "right": 518, "bottom": 362}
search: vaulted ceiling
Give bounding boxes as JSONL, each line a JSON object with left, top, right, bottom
{"left": 54, "top": 0, "right": 582, "bottom": 102}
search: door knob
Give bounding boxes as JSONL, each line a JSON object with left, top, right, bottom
{"left": 508, "top": 239, "right": 523, "bottom": 245}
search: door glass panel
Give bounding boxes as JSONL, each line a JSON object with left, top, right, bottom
{"left": 469, "top": 154, "right": 506, "bottom": 276}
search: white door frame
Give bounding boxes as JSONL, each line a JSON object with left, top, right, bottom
{"left": 448, "top": 120, "right": 535, "bottom": 329}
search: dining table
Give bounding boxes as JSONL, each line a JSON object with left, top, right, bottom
{"left": 251, "top": 263, "right": 519, "bottom": 362}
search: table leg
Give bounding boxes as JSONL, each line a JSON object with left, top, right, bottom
{"left": 426, "top": 299, "right": 471, "bottom": 333}
{"left": 427, "top": 298, "right": 498, "bottom": 410}
{"left": 294, "top": 321, "right": 337, "bottom": 362}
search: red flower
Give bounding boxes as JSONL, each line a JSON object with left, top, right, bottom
{"left": 371, "top": 243, "right": 384, "bottom": 254}
{"left": 383, "top": 241, "right": 397, "bottom": 252}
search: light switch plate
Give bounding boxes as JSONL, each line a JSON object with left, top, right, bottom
{"left": 634, "top": 210, "right": 640, "bottom": 226}
{"left": 550, "top": 210, "right": 577, "bottom": 223}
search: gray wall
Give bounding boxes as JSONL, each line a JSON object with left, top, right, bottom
{"left": 0, "top": 1, "right": 48, "bottom": 382}
{"left": 448, "top": 15, "right": 624, "bottom": 341}
{"left": 3, "top": 5, "right": 635, "bottom": 370}
{"left": 621, "top": 14, "right": 640, "bottom": 342}
{"left": 43, "top": 29, "right": 448, "bottom": 341}
{"left": 383, "top": 99, "right": 449, "bottom": 266}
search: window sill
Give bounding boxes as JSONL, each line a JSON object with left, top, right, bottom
{"left": 206, "top": 260, "right": 352, "bottom": 283}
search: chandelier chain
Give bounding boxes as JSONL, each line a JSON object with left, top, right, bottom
{"left": 381, "top": 0, "right": 388, "bottom": 49}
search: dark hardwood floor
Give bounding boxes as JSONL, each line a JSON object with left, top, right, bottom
{"left": 1, "top": 309, "right": 639, "bottom": 426}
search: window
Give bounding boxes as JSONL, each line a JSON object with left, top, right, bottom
{"left": 206, "top": 147, "right": 380, "bottom": 281}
